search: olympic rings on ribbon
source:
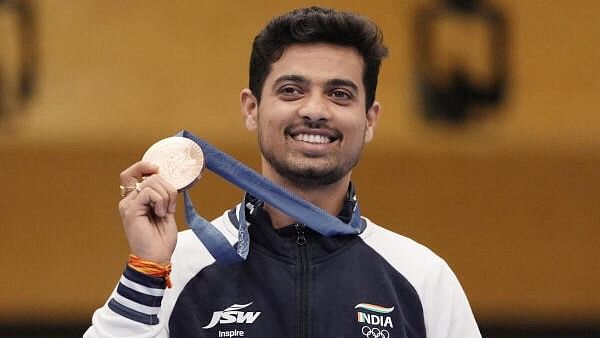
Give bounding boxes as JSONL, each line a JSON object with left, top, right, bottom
{"left": 361, "top": 326, "right": 390, "bottom": 338}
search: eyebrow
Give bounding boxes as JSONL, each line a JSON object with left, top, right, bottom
{"left": 325, "top": 78, "right": 358, "bottom": 93}
{"left": 272, "top": 75, "right": 310, "bottom": 89}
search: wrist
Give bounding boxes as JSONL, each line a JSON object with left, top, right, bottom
{"left": 128, "top": 248, "right": 171, "bottom": 266}
{"left": 127, "top": 254, "right": 172, "bottom": 288}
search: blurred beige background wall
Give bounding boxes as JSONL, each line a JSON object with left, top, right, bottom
{"left": 0, "top": 0, "right": 598, "bottom": 328}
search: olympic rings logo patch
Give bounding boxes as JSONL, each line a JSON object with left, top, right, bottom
{"left": 361, "top": 325, "right": 390, "bottom": 338}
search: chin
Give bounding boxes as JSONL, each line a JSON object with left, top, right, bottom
{"left": 279, "top": 164, "right": 348, "bottom": 188}
{"left": 262, "top": 148, "right": 355, "bottom": 187}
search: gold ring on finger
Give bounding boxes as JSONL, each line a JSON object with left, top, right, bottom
{"left": 120, "top": 184, "right": 136, "bottom": 198}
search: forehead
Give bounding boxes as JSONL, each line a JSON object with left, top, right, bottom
{"left": 266, "top": 43, "right": 365, "bottom": 89}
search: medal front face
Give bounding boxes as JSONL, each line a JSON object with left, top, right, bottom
{"left": 142, "top": 136, "right": 204, "bottom": 190}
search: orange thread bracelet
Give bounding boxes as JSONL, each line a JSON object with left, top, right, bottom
{"left": 128, "top": 254, "right": 172, "bottom": 288}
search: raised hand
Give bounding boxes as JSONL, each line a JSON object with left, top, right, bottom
{"left": 118, "top": 161, "right": 178, "bottom": 264}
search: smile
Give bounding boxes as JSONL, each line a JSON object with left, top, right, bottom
{"left": 292, "top": 133, "right": 333, "bottom": 144}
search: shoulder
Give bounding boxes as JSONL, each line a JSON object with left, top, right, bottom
{"left": 170, "top": 207, "right": 240, "bottom": 277}
{"left": 158, "top": 207, "right": 240, "bottom": 326}
{"left": 359, "top": 217, "right": 456, "bottom": 298}
{"left": 360, "top": 217, "right": 446, "bottom": 275}
{"left": 360, "top": 217, "right": 481, "bottom": 338}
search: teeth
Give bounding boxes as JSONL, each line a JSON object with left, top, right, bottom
{"left": 293, "top": 133, "right": 332, "bottom": 144}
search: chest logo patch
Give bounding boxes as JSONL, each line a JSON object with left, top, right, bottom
{"left": 203, "top": 302, "right": 261, "bottom": 329}
{"left": 355, "top": 303, "right": 394, "bottom": 332}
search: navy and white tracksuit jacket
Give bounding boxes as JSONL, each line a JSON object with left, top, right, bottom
{"left": 85, "top": 193, "right": 481, "bottom": 338}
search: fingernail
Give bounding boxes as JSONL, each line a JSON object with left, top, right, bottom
{"left": 169, "top": 203, "right": 176, "bottom": 214}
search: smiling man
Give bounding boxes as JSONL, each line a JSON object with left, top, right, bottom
{"left": 85, "top": 7, "right": 481, "bottom": 338}
{"left": 240, "top": 42, "right": 379, "bottom": 227}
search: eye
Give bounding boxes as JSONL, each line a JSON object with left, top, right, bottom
{"left": 329, "top": 89, "right": 353, "bottom": 101}
{"left": 277, "top": 85, "right": 303, "bottom": 99}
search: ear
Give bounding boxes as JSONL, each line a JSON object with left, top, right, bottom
{"left": 240, "top": 88, "right": 258, "bottom": 131}
{"left": 364, "top": 101, "right": 380, "bottom": 143}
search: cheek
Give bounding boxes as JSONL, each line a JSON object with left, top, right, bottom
{"left": 344, "top": 117, "right": 369, "bottom": 141}
{"left": 259, "top": 113, "right": 287, "bottom": 133}
{"left": 257, "top": 117, "right": 283, "bottom": 144}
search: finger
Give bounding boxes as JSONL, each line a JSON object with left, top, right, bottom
{"left": 120, "top": 161, "right": 159, "bottom": 187}
{"left": 162, "top": 180, "right": 178, "bottom": 214}
{"left": 158, "top": 178, "right": 178, "bottom": 214}
{"left": 141, "top": 174, "right": 177, "bottom": 213}
{"left": 137, "top": 175, "right": 175, "bottom": 215}
{"left": 134, "top": 185, "right": 168, "bottom": 217}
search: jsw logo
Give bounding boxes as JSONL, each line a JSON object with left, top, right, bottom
{"left": 202, "top": 302, "right": 261, "bottom": 329}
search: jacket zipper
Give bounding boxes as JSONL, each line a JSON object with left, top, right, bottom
{"left": 295, "top": 224, "right": 309, "bottom": 338}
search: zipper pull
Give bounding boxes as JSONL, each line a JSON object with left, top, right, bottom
{"left": 295, "top": 224, "right": 307, "bottom": 246}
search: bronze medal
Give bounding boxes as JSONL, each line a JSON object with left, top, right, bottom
{"left": 142, "top": 136, "right": 204, "bottom": 190}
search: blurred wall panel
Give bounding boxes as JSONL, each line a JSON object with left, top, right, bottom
{"left": 0, "top": 0, "right": 598, "bottom": 327}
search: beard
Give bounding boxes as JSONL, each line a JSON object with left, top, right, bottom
{"left": 258, "top": 132, "right": 363, "bottom": 189}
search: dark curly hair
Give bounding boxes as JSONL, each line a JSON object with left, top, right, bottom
{"left": 249, "top": 6, "right": 388, "bottom": 109}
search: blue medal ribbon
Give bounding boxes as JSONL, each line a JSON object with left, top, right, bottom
{"left": 177, "top": 130, "right": 364, "bottom": 264}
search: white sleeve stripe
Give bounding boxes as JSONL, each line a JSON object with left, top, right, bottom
{"left": 119, "top": 275, "right": 165, "bottom": 296}
{"left": 112, "top": 293, "right": 160, "bottom": 315}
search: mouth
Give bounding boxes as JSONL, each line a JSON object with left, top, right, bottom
{"left": 286, "top": 127, "right": 341, "bottom": 145}
{"left": 292, "top": 133, "right": 333, "bottom": 144}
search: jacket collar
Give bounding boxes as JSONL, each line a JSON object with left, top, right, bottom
{"left": 236, "top": 183, "right": 360, "bottom": 260}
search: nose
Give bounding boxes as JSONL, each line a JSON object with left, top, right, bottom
{"left": 298, "top": 94, "right": 331, "bottom": 121}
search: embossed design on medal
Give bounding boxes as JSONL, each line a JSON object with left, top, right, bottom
{"left": 142, "top": 137, "right": 205, "bottom": 190}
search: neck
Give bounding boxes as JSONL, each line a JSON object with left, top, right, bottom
{"left": 262, "top": 171, "right": 351, "bottom": 229}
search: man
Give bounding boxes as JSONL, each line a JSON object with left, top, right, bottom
{"left": 85, "top": 6, "right": 481, "bottom": 338}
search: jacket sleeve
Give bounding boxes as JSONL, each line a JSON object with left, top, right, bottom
{"left": 83, "top": 266, "right": 170, "bottom": 338}
{"left": 421, "top": 259, "right": 482, "bottom": 338}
